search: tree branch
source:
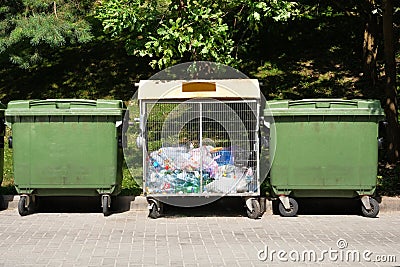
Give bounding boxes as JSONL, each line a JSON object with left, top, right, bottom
{"left": 54, "top": 1, "right": 58, "bottom": 18}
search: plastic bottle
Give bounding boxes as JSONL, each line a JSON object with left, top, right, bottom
{"left": 245, "top": 167, "right": 253, "bottom": 183}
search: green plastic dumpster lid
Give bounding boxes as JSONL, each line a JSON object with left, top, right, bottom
{"left": 5, "top": 99, "right": 125, "bottom": 116}
{"left": 265, "top": 99, "right": 385, "bottom": 117}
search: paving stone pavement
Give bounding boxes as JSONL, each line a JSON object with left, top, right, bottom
{"left": 0, "top": 198, "right": 399, "bottom": 267}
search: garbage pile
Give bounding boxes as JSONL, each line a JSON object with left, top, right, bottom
{"left": 145, "top": 146, "right": 256, "bottom": 194}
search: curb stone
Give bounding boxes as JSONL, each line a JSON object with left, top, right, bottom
{"left": 1, "top": 195, "right": 399, "bottom": 213}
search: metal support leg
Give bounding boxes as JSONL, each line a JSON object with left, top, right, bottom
{"left": 361, "top": 195, "right": 372, "bottom": 210}
{"left": 279, "top": 195, "right": 291, "bottom": 210}
{"left": 147, "top": 198, "right": 162, "bottom": 219}
{"left": 101, "top": 194, "right": 111, "bottom": 208}
{"left": 147, "top": 198, "right": 161, "bottom": 211}
{"left": 21, "top": 194, "right": 30, "bottom": 208}
{"left": 245, "top": 198, "right": 255, "bottom": 212}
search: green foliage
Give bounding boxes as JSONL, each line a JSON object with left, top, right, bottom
{"left": 247, "top": 10, "right": 366, "bottom": 100}
{"left": 0, "top": 0, "right": 398, "bottom": 196}
{"left": 260, "top": 179, "right": 272, "bottom": 197}
{"left": 1, "top": 128, "right": 16, "bottom": 195}
{"left": 0, "top": 0, "right": 94, "bottom": 68}
{"left": 120, "top": 165, "right": 142, "bottom": 196}
{"left": 95, "top": 0, "right": 298, "bottom": 69}
{"left": 2, "top": 128, "right": 13, "bottom": 187}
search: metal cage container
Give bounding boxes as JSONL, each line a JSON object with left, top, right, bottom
{"left": 136, "top": 80, "right": 264, "bottom": 218}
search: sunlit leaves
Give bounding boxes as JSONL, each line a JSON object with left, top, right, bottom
{"left": 96, "top": 0, "right": 297, "bottom": 69}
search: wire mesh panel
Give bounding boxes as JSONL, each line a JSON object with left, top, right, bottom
{"left": 143, "top": 100, "right": 259, "bottom": 196}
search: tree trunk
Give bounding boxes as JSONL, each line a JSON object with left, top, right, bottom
{"left": 362, "top": 0, "right": 379, "bottom": 89}
{"left": 382, "top": 0, "right": 399, "bottom": 163}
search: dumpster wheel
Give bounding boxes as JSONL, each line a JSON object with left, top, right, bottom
{"left": 278, "top": 197, "right": 298, "bottom": 217}
{"left": 246, "top": 199, "right": 261, "bottom": 219}
{"left": 148, "top": 199, "right": 162, "bottom": 219}
{"left": 18, "top": 195, "right": 35, "bottom": 216}
{"left": 102, "top": 195, "right": 111, "bottom": 216}
{"left": 361, "top": 197, "right": 379, "bottom": 218}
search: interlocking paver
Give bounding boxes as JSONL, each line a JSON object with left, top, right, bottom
{"left": 0, "top": 201, "right": 399, "bottom": 266}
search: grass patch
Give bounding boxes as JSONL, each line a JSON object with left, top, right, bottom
{"left": 2, "top": 128, "right": 13, "bottom": 187}
{"left": 120, "top": 164, "right": 142, "bottom": 196}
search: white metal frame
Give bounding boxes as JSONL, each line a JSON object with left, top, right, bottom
{"left": 140, "top": 98, "right": 260, "bottom": 197}
{"left": 138, "top": 79, "right": 261, "bottom": 198}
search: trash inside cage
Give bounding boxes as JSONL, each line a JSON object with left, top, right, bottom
{"left": 142, "top": 97, "right": 260, "bottom": 196}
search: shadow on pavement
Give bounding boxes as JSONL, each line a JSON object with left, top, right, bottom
{"left": 33, "top": 196, "right": 134, "bottom": 215}
{"left": 292, "top": 198, "right": 362, "bottom": 216}
{"left": 0, "top": 195, "right": 20, "bottom": 211}
{"left": 161, "top": 197, "right": 364, "bottom": 218}
{"left": 1, "top": 195, "right": 371, "bottom": 218}
{"left": 0, "top": 195, "right": 12, "bottom": 210}
{"left": 161, "top": 197, "right": 248, "bottom": 218}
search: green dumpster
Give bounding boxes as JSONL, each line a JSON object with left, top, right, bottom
{"left": 5, "top": 99, "right": 125, "bottom": 216}
{"left": 266, "top": 99, "right": 384, "bottom": 217}
{"left": 0, "top": 102, "right": 6, "bottom": 187}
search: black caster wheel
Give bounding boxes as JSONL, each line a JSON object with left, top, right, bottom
{"left": 102, "top": 195, "right": 111, "bottom": 216}
{"left": 18, "top": 195, "right": 30, "bottom": 216}
{"left": 361, "top": 197, "right": 379, "bottom": 218}
{"left": 278, "top": 197, "right": 298, "bottom": 217}
{"left": 246, "top": 199, "right": 261, "bottom": 219}
{"left": 148, "top": 202, "right": 161, "bottom": 219}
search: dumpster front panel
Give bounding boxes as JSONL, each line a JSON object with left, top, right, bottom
{"left": 268, "top": 99, "right": 383, "bottom": 197}
{"left": 143, "top": 100, "right": 260, "bottom": 196}
{"left": 7, "top": 99, "right": 125, "bottom": 196}
{"left": 12, "top": 116, "right": 119, "bottom": 194}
